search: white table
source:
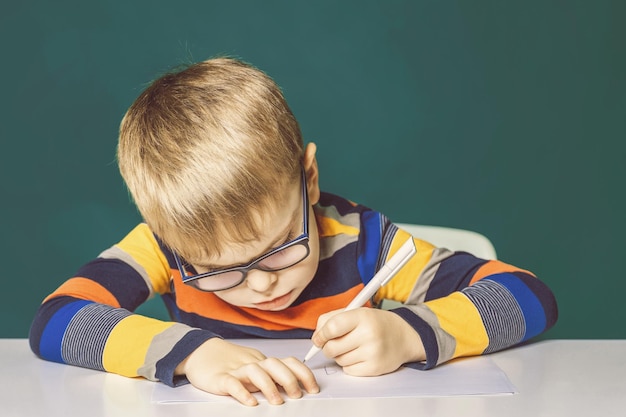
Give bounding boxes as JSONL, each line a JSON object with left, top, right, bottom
{"left": 2, "top": 339, "right": 624, "bottom": 417}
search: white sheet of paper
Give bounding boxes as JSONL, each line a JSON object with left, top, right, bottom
{"left": 152, "top": 339, "right": 516, "bottom": 403}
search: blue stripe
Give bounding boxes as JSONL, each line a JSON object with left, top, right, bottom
{"left": 357, "top": 211, "right": 382, "bottom": 284}
{"left": 425, "top": 253, "right": 486, "bottom": 301}
{"left": 76, "top": 258, "right": 150, "bottom": 309}
{"left": 486, "top": 273, "right": 546, "bottom": 340}
{"left": 155, "top": 330, "right": 218, "bottom": 387}
{"left": 38, "top": 299, "right": 92, "bottom": 363}
{"left": 176, "top": 310, "right": 313, "bottom": 339}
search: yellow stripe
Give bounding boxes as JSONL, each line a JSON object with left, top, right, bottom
{"left": 116, "top": 223, "right": 171, "bottom": 294}
{"left": 426, "top": 292, "right": 489, "bottom": 358}
{"left": 316, "top": 216, "right": 359, "bottom": 237}
{"left": 102, "top": 315, "right": 176, "bottom": 377}
{"left": 374, "top": 231, "right": 436, "bottom": 304}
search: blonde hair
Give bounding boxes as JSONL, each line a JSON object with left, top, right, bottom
{"left": 117, "top": 58, "right": 304, "bottom": 262}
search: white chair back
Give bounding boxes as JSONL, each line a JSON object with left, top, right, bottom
{"left": 396, "top": 223, "right": 497, "bottom": 260}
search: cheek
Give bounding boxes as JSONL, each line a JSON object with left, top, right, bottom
{"left": 295, "top": 239, "right": 321, "bottom": 287}
{"left": 307, "top": 220, "right": 321, "bottom": 271}
{"left": 212, "top": 287, "right": 247, "bottom": 306}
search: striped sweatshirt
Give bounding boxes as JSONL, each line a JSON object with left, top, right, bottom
{"left": 29, "top": 192, "right": 558, "bottom": 386}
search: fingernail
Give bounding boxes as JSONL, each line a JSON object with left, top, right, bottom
{"left": 288, "top": 389, "right": 303, "bottom": 399}
{"left": 271, "top": 396, "right": 284, "bottom": 405}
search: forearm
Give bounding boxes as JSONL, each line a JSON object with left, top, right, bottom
{"left": 28, "top": 223, "right": 202, "bottom": 381}
{"left": 29, "top": 295, "right": 217, "bottom": 385}
{"left": 392, "top": 270, "right": 558, "bottom": 368}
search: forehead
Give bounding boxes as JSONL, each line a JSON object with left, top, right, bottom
{"left": 193, "top": 178, "right": 302, "bottom": 268}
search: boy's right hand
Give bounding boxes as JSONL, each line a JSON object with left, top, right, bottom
{"left": 174, "top": 338, "right": 319, "bottom": 406}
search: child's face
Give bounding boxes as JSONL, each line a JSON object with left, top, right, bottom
{"left": 190, "top": 179, "right": 320, "bottom": 311}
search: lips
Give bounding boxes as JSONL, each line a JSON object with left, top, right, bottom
{"left": 253, "top": 291, "right": 293, "bottom": 311}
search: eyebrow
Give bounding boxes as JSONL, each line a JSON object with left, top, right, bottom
{"left": 196, "top": 204, "right": 301, "bottom": 271}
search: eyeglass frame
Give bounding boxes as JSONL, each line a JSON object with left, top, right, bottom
{"left": 173, "top": 167, "right": 310, "bottom": 292}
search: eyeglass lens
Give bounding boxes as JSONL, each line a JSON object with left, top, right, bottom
{"left": 192, "top": 243, "right": 309, "bottom": 291}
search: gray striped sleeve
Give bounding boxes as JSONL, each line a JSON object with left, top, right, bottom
{"left": 61, "top": 303, "right": 133, "bottom": 370}
{"left": 462, "top": 279, "right": 526, "bottom": 353}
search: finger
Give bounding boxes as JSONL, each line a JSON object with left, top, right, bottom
{"left": 341, "top": 358, "right": 393, "bottom": 377}
{"left": 312, "top": 310, "right": 344, "bottom": 347}
{"left": 313, "top": 310, "right": 359, "bottom": 346}
{"left": 314, "top": 309, "right": 343, "bottom": 332}
{"left": 331, "top": 344, "right": 364, "bottom": 367}
{"left": 234, "top": 363, "right": 284, "bottom": 405}
{"left": 219, "top": 374, "right": 259, "bottom": 407}
{"left": 335, "top": 342, "right": 399, "bottom": 377}
{"left": 256, "top": 358, "right": 304, "bottom": 399}
{"left": 341, "top": 361, "right": 371, "bottom": 377}
{"left": 280, "top": 357, "right": 320, "bottom": 395}
{"left": 323, "top": 336, "right": 359, "bottom": 361}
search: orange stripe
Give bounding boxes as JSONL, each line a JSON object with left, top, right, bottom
{"left": 173, "top": 269, "right": 365, "bottom": 330}
{"left": 43, "top": 277, "right": 120, "bottom": 307}
{"left": 240, "top": 285, "right": 367, "bottom": 330}
{"left": 469, "top": 260, "right": 536, "bottom": 285}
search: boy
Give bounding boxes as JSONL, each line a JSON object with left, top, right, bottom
{"left": 30, "top": 57, "right": 558, "bottom": 406}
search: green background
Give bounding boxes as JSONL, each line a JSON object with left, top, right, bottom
{"left": 1, "top": 1, "right": 624, "bottom": 339}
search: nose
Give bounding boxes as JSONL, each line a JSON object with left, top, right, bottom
{"left": 245, "top": 269, "right": 278, "bottom": 293}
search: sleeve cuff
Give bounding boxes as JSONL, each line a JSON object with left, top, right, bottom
{"left": 391, "top": 307, "right": 439, "bottom": 370}
{"left": 154, "top": 329, "right": 220, "bottom": 387}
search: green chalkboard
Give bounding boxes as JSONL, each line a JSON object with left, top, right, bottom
{"left": 1, "top": 0, "right": 624, "bottom": 339}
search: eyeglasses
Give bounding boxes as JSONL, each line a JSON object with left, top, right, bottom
{"left": 173, "top": 168, "right": 310, "bottom": 292}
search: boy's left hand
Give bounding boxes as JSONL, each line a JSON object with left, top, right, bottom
{"left": 311, "top": 308, "right": 425, "bottom": 376}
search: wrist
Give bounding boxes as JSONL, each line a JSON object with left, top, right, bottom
{"left": 391, "top": 312, "right": 426, "bottom": 364}
{"left": 174, "top": 336, "right": 222, "bottom": 376}
{"left": 390, "top": 307, "right": 438, "bottom": 369}
{"left": 174, "top": 355, "right": 189, "bottom": 376}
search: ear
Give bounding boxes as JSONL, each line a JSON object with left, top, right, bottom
{"left": 303, "top": 142, "right": 321, "bottom": 205}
